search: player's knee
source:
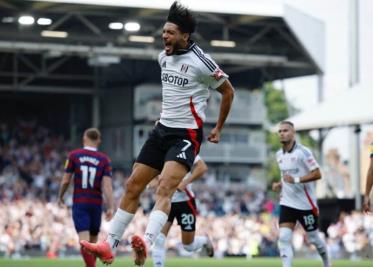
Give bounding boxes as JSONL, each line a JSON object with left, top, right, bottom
{"left": 306, "top": 230, "right": 320, "bottom": 245}
{"left": 183, "top": 242, "right": 195, "bottom": 252}
{"left": 125, "top": 177, "right": 142, "bottom": 199}
{"left": 156, "top": 184, "right": 173, "bottom": 199}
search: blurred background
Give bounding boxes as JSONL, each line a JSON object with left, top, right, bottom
{"left": 0, "top": 0, "right": 372, "bottom": 263}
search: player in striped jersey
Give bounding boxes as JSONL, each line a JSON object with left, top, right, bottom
{"left": 152, "top": 155, "right": 212, "bottom": 267}
{"left": 272, "top": 121, "right": 332, "bottom": 267}
{"left": 58, "top": 128, "right": 113, "bottom": 267}
{"left": 81, "top": 2, "right": 234, "bottom": 265}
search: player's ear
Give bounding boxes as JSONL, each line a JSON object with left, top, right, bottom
{"left": 182, "top": 32, "right": 190, "bottom": 42}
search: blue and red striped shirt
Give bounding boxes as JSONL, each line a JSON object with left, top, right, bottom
{"left": 65, "top": 147, "right": 112, "bottom": 205}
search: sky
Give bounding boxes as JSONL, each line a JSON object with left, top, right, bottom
{"left": 273, "top": 0, "right": 373, "bottom": 161}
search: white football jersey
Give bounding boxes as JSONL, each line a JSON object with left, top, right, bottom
{"left": 276, "top": 142, "right": 320, "bottom": 210}
{"left": 158, "top": 41, "right": 228, "bottom": 129}
{"left": 171, "top": 155, "right": 201, "bottom": 203}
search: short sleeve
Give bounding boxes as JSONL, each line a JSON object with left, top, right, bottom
{"left": 300, "top": 147, "right": 319, "bottom": 171}
{"left": 194, "top": 49, "right": 228, "bottom": 89}
{"left": 64, "top": 153, "right": 75, "bottom": 173}
{"left": 103, "top": 157, "right": 113, "bottom": 177}
{"left": 158, "top": 51, "right": 166, "bottom": 67}
{"left": 370, "top": 143, "right": 373, "bottom": 158}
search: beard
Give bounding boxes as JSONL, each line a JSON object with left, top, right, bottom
{"left": 280, "top": 140, "right": 291, "bottom": 145}
{"left": 165, "top": 40, "right": 185, "bottom": 55}
{"left": 170, "top": 41, "right": 183, "bottom": 55}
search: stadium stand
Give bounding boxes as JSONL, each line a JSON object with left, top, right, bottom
{"left": 1, "top": 123, "right": 372, "bottom": 259}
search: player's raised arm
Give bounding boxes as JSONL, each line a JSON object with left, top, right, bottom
{"left": 208, "top": 80, "right": 234, "bottom": 143}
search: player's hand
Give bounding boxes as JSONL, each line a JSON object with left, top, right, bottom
{"left": 177, "top": 180, "right": 188, "bottom": 191}
{"left": 283, "top": 174, "right": 295, "bottom": 183}
{"left": 363, "top": 196, "right": 371, "bottom": 214}
{"left": 105, "top": 208, "right": 114, "bottom": 221}
{"left": 272, "top": 182, "right": 282, "bottom": 192}
{"left": 208, "top": 127, "right": 221, "bottom": 143}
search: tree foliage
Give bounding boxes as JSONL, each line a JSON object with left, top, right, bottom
{"left": 264, "top": 83, "right": 289, "bottom": 124}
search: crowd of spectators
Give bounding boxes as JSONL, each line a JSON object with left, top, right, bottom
{"left": 0, "top": 121, "right": 71, "bottom": 202}
{"left": 1, "top": 121, "right": 373, "bottom": 260}
{"left": 2, "top": 198, "right": 373, "bottom": 260}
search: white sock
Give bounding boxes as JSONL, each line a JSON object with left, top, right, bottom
{"left": 144, "top": 210, "right": 168, "bottom": 246}
{"left": 306, "top": 230, "right": 330, "bottom": 267}
{"left": 183, "top": 236, "right": 208, "bottom": 252}
{"left": 152, "top": 233, "right": 166, "bottom": 267}
{"left": 107, "top": 208, "right": 134, "bottom": 251}
{"left": 278, "top": 228, "right": 293, "bottom": 267}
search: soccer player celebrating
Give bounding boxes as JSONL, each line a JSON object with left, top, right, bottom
{"left": 58, "top": 128, "right": 114, "bottom": 267}
{"left": 152, "top": 155, "right": 213, "bottom": 267}
{"left": 81, "top": 1, "right": 234, "bottom": 265}
{"left": 272, "top": 121, "right": 332, "bottom": 267}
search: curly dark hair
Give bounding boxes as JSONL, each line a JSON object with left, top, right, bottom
{"left": 166, "top": 1, "right": 197, "bottom": 33}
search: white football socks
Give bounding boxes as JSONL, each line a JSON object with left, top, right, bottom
{"left": 152, "top": 233, "right": 167, "bottom": 267}
{"left": 306, "top": 230, "right": 331, "bottom": 267}
{"left": 278, "top": 227, "right": 293, "bottom": 267}
{"left": 183, "top": 236, "right": 208, "bottom": 252}
{"left": 107, "top": 208, "right": 134, "bottom": 251}
{"left": 144, "top": 210, "right": 168, "bottom": 246}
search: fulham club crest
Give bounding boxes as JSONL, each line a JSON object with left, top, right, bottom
{"left": 180, "top": 64, "right": 189, "bottom": 73}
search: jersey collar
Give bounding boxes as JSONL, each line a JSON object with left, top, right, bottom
{"left": 174, "top": 40, "right": 196, "bottom": 55}
{"left": 84, "top": 146, "right": 97, "bottom": 151}
{"left": 283, "top": 141, "right": 297, "bottom": 154}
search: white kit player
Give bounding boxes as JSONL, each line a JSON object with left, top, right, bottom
{"left": 272, "top": 121, "right": 332, "bottom": 267}
{"left": 81, "top": 1, "right": 234, "bottom": 266}
{"left": 152, "top": 155, "right": 213, "bottom": 267}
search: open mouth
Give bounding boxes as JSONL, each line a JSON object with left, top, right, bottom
{"left": 164, "top": 42, "right": 172, "bottom": 54}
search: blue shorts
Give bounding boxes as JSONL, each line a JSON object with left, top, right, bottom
{"left": 72, "top": 204, "right": 102, "bottom": 235}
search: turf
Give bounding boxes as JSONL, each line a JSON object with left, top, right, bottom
{"left": 0, "top": 257, "right": 371, "bottom": 267}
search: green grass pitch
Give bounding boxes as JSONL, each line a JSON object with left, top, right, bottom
{"left": 0, "top": 257, "right": 371, "bottom": 267}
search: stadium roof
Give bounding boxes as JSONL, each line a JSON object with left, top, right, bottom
{"left": 0, "top": 0, "right": 324, "bottom": 93}
{"left": 285, "top": 85, "right": 373, "bottom": 131}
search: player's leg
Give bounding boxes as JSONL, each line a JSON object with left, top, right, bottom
{"left": 73, "top": 205, "right": 97, "bottom": 267}
{"left": 80, "top": 163, "right": 159, "bottom": 263}
{"left": 132, "top": 129, "right": 200, "bottom": 266}
{"left": 182, "top": 232, "right": 214, "bottom": 257}
{"left": 145, "top": 161, "right": 188, "bottom": 242}
{"left": 81, "top": 206, "right": 102, "bottom": 267}
{"left": 108, "top": 163, "right": 159, "bottom": 245}
{"left": 181, "top": 231, "right": 213, "bottom": 257}
{"left": 152, "top": 221, "right": 172, "bottom": 267}
{"left": 177, "top": 200, "right": 214, "bottom": 257}
{"left": 132, "top": 161, "right": 188, "bottom": 266}
{"left": 298, "top": 210, "right": 332, "bottom": 267}
{"left": 81, "top": 130, "right": 164, "bottom": 262}
{"left": 78, "top": 231, "right": 96, "bottom": 267}
{"left": 278, "top": 206, "right": 297, "bottom": 267}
